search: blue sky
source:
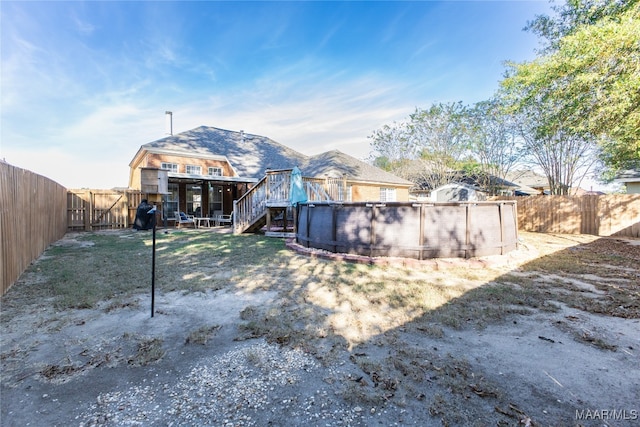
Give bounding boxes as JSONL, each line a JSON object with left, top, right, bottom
{"left": 1, "top": 1, "right": 551, "bottom": 189}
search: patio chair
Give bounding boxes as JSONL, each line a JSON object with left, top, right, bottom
{"left": 174, "top": 211, "right": 195, "bottom": 228}
{"left": 214, "top": 210, "right": 233, "bottom": 227}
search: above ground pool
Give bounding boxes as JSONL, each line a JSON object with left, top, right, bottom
{"left": 296, "top": 201, "right": 518, "bottom": 259}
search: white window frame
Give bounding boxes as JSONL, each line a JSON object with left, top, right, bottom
{"left": 161, "top": 162, "right": 178, "bottom": 173}
{"left": 208, "top": 167, "right": 223, "bottom": 177}
{"left": 185, "top": 165, "right": 202, "bottom": 175}
{"left": 165, "top": 183, "right": 179, "bottom": 219}
{"left": 380, "top": 187, "right": 396, "bottom": 202}
{"left": 338, "top": 185, "right": 352, "bottom": 202}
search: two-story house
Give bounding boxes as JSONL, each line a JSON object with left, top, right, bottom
{"left": 128, "top": 126, "right": 413, "bottom": 228}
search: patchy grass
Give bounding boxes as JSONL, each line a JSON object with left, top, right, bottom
{"left": 185, "top": 325, "right": 221, "bottom": 345}
{"left": 127, "top": 337, "right": 165, "bottom": 366}
{"left": 3, "top": 233, "right": 150, "bottom": 311}
{"left": 1, "top": 231, "right": 289, "bottom": 313}
{"left": 4, "top": 230, "right": 639, "bottom": 348}
{"left": 2, "top": 229, "right": 639, "bottom": 426}
{"left": 3, "top": 230, "right": 638, "bottom": 346}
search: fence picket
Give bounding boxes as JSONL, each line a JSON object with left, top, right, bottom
{"left": 3, "top": 161, "right": 639, "bottom": 297}
{"left": 493, "top": 195, "right": 640, "bottom": 237}
{"left": 1, "top": 163, "right": 67, "bottom": 295}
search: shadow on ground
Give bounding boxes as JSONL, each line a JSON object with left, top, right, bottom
{"left": 1, "top": 230, "right": 638, "bottom": 426}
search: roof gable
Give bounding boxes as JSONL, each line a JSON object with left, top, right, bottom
{"left": 505, "top": 170, "right": 549, "bottom": 188}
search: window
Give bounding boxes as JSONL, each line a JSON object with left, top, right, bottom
{"left": 185, "top": 165, "right": 202, "bottom": 175}
{"left": 379, "top": 187, "right": 396, "bottom": 202}
{"left": 208, "top": 167, "right": 223, "bottom": 177}
{"left": 161, "top": 162, "right": 178, "bottom": 173}
{"left": 208, "top": 185, "right": 223, "bottom": 215}
{"left": 165, "top": 183, "right": 179, "bottom": 219}
{"left": 186, "top": 185, "right": 202, "bottom": 216}
{"left": 338, "top": 185, "right": 352, "bottom": 202}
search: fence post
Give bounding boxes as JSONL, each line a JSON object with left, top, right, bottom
{"left": 499, "top": 203, "right": 505, "bottom": 255}
{"left": 305, "top": 204, "right": 311, "bottom": 248}
{"left": 83, "top": 191, "right": 91, "bottom": 232}
{"left": 418, "top": 203, "right": 425, "bottom": 260}
{"left": 465, "top": 204, "right": 471, "bottom": 259}
{"left": 370, "top": 204, "right": 376, "bottom": 258}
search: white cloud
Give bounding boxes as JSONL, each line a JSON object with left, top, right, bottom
{"left": 2, "top": 146, "right": 129, "bottom": 189}
{"left": 1, "top": 1, "right": 551, "bottom": 190}
{"left": 71, "top": 12, "right": 96, "bottom": 35}
{"left": 168, "top": 71, "right": 416, "bottom": 163}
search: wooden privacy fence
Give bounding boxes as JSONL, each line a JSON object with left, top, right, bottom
{"left": 67, "top": 189, "right": 144, "bottom": 231}
{"left": 1, "top": 162, "right": 68, "bottom": 295}
{"left": 493, "top": 195, "right": 640, "bottom": 237}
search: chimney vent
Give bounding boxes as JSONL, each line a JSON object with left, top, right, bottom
{"left": 165, "top": 111, "right": 173, "bottom": 136}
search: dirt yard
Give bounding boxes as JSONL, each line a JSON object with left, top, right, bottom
{"left": 1, "top": 229, "right": 638, "bottom": 427}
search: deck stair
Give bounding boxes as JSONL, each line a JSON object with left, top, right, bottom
{"left": 233, "top": 169, "right": 336, "bottom": 234}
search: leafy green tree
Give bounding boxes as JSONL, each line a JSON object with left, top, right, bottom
{"left": 407, "top": 102, "right": 472, "bottom": 190}
{"left": 503, "top": 0, "right": 640, "bottom": 175}
{"left": 525, "top": 0, "right": 636, "bottom": 52}
{"left": 369, "top": 102, "right": 472, "bottom": 191}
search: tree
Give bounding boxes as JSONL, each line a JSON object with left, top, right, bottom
{"left": 514, "top": 101, "right": 600, "bottom": 195}
{"left": 525, "top": 0, "right": 636, "bottom": 53}
{"left": 368, "top": 121, "right": 414, "bottom": 166}
{"left": 369, "top": 102, "right": 472, "bottom": 190}
{"left": 503, "top": 0, "right": 640, "bottom": 175}
{"left": 407, "top": 102, "right": 471, "bottom": 190}
{"left": 368, "top": 121, "right": 416, "bottom": 179}
{"left": 467, "top": 98, "right": 523, "bottom": 195}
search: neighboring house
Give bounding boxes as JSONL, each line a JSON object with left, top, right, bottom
{"left": 128, "top": 126, "right": 413, "bottom": 223}
{"left": 409, "top": 171, "right": 534, "bottom": 200}
{"left": 505, "top": 170, "right": 548, "bottom": 195}
{"left": 615, "top": 169, "right": 640, "bottom": 194}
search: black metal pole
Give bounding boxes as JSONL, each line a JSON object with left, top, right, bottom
{"left": 151, "top": 217, "right": 156, "bottom": 318}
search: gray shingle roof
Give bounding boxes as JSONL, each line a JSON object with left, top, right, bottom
{"left": 505, "top": 170, "right": 549, "bottom": 188}
{"left": 615, "top": 169, "right": 640, "bottom": 182}
{"left": 139, "top": 126, "right": 412, "bottom": 185}
{"left": 302, "top": 150, "right": 413, "bottom": 185}
{"left": 141, "top": 126, "right": 307, "bottom": 180}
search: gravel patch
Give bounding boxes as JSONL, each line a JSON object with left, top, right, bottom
{"left": 77, "top": 340, "right": 387, "bottom": 427}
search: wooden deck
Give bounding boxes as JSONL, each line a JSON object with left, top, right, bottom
{"left": 233, "top": 169, "right": 335, "bottom": 234}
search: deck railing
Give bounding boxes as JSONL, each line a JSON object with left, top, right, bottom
{"left": 234, "top": 169, "right": 337, "bottom": 233}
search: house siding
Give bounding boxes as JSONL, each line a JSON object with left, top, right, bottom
{"left": 129, "top": 163, "right": 143, "bottom": 190}
{"left": 626, "top": 182, "right": 640, "bottom": 194}
{"left": 351, "top": 183, "right": 410, "bottom": 202}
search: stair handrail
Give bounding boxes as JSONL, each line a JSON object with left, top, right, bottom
{"left": 233, "top": 169, "right": 338, "bottom": 233}
{"left": 233, "top": 169, "right": 294, "bottom": 233}
{"left": 233, "top": 175, "right": 268, "bottom": 233}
